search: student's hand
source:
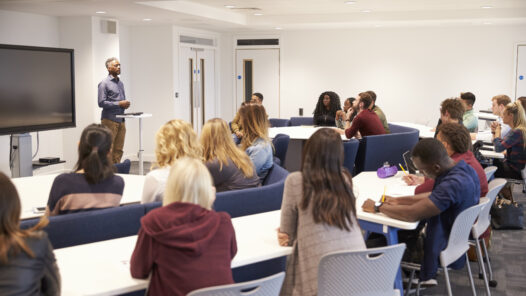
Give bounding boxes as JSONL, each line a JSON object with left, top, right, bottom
{"left": 119, "top": 100, "right": 131, "bottom": 109}
{"left": 362, "top": 199, "right": 376, "bottom": 213}
{"left": 402, "top": 174, "right": 425, "bottom": 185}
{"left": 235, "top": 131, "right": 243, "bottom": 138}
{"left": 346, "top": 108, "right": 354, "bottom": 121}
{"left": 277, "top": 229, "right": 290, "bottom": 246}
{"left": 333, "top": 128, "right": 345, "bottom": 135}
{"left": 490, "top": 121, "right": 499, "bottom": 132}
{"left": 335, "top": 110, "right": 344, "bottom": 120}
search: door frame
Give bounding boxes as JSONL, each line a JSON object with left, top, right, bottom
{"left": 513, "top": 42, "right": 526, "bottom": 99}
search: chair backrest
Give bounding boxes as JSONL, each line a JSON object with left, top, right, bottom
{"left": 187, "top": 272, "right": 285, "bottom": 296}
{"left": 388, "top": 123, "right": 418, "bottom": 134}
{"left": 114, "top": 159, "right": 131, "bottom": 174}
{"left": 343, "top": 139, "right": 360, "bottom": 175}
{"left": 262, "top": 163, "right": 289, "bottom": 186}
{"left": 483, "top": 166, "right": 498, "bottom": 181}
{"left": 472, "top": 178, "right": 507, "bottom": 238}
{"left": 272, "top": 134, "right": 290, "bottom": 166}
{"left": 440, "top": 200, "right": 487, "bottom": 267}
{"left": 318, "top": 244, "right": 406, "bottom": 296}
{"left": 355, "top": 125, "right": 419, "bottom": 174}
{"left": 289, "top": 116, "right": 313, "bottom": 126}
{"left": 269, "top": 118, "right": 290, "bottom": 127}
{"left": 144, "top": 201, "right": 163, "bottom": 214}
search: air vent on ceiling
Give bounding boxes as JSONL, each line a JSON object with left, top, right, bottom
{"left": 101, "top": 20, "right": 117, "bottom": 34}
{"left": 180, "top": 35, "right": 215, "bottom": 47}
{"left": 237, "top": 39, "right": 279, "bottom": 46}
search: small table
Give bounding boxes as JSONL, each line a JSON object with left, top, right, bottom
{"left": 116, "top": 113, "right": 152, "bottom": 175}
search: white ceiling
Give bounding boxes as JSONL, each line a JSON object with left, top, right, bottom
{"left": 1, "top": 0, "right": 526, "bottom": 31}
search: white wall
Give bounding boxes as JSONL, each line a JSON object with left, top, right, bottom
{"left": 0, "top": 10, "right": 62, "bottom": 175}
{"left": 276, "top": 25, "right": 526, "bottom": 125}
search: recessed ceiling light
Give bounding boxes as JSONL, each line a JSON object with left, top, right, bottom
{"left": 275, "top": 27, "right": 283, "bottom": 30}
{"left": 143, "top": 18, "right": 152, "bottom": 21}
{"left": 483, "top": 22, "right": 492, "bottom": 25}
{"left": 344, "top": 1, "right": 356, "bottom": 4}
{"left": 254, "top": 13, "right": 263, "bottom": 16}
{"left": 361, "top": 9, "right": 372, "bottom": 13}
{"left": 95, "top": 11, "right": 106, "bottom": 14}
{"left": 481, "top": 5, "right": 493, "bottom": 9}
{"left": 224, "top": 5, "right": 235, "bottom": 9}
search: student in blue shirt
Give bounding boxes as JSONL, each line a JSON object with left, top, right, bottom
{"left": 460, "top": 92, "right": 478, "bottom": 132}
{"left": 362, "top": 138, "right": 480, "bottom": 284}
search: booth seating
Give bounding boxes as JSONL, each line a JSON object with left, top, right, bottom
{"left": 272, "top": 134, "right": 290, "bottom": 166}
{"left": 289, "top": 116, "right": 314, "bottom": 126}
{"left": 343, "top": 139, "right": 360, "bottom": 175}
{"left": 269, "top": 118, "right": 291, "bottom": 127}
{"left": 114, "top": 159, "right": 131, "bottom": 174}
{"left": 354, "top": 123, "right": 419, "bottom": 174}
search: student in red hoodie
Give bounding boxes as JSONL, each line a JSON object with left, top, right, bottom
{"left": 130, "top": 157, "right": 237, "bottom": 296}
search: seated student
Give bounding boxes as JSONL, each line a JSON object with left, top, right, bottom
{"left": 335, "top": 97, "right": 356, "bottom": 129}
{"left": 47, "top": 124, "right": 124, "bottom": 216}
{"left": 141, "top": 119, "right": 202, "bottom": 203}
{"left": 518, "top": 96, "right": 526, "bottom": 112}
{"left": 336, "top": 92, "right": 385, "bottom": 139}
{"left": 201, "top": 118, "right": 260, "bottom": 192}
{"left": 278, "top": 128, "right": 366, "bottom": 296}
{"left": 313, "top": 91, "right": 342, "bottom": 126}
{"left": 433, "top": 97, "right": 464, "bottom": 138}
{"left": 239, "top": 104, "right": 274, "bottom": 180}
{"left": 363, "top": 138, "right": 480, "bottom": 284}
{"left": 492, "top": 101, "right": 526, "bottom": 199}
{"left": 231, "top": 93, "right": 264, "bottom": 144}
{"left": 490, "top": 94, "right": 512, "bottom": 136}
{"left": 366, "top": 90, "right": 390, "bottom": 134}
{"left": 460, "top": 92, "right": 478, "bottom": 132}
{"left": 0, "top": 172, "right": 60, "bottom": 296}
{"left": 403, "top": 123, "right": 488, "bottom": 197}
{"left": 130, "top": 157, "right": 237, "bottom": 296}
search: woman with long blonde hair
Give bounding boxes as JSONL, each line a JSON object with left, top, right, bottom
{"left": 0, "top": 172, "right": 60, "bottom": 295}
{"left": 201, "top": 118, "right": 260, "bottom": 192}
{"left": 141, "top": 119, "right": 202, "bottom": 203}
{"left": 239, "top": 104, "right": 274, "bottom": 179}
{"left": 131, "top": 157, "right": 237, "bottom": 296}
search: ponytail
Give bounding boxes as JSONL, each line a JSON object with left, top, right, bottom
{"left": 75, "top": 124, "right": 115, "bottom": 184}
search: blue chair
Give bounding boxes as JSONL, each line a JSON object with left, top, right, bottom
{"left": 114, "top": 159, "right": 131, "bottom": 174}
{"left": 269, "top": 118, "right": 291, "bottom": 127}
{"left": 21, "top": 204, "right": 144, "bottom": 249}
{"left": 214, "top": 164, "right": 289, "bottom": 218}
{"left": 343, "top": 139, "right": 359, "bottom": 175}
{"left": 144, "top": 201, "right": 162, "bottom": 214}
{"left": 272, "top": 133, "right": 290, "bottom": 166}
{"left": 289, "top": 116, "right": 314, "bottom": 126}
{"left": 354, "top": 124, "right": 419, "bottom": 174}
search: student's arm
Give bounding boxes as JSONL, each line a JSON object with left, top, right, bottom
{"left": 345, "top": 116, "right": 361, "bottom": 139}
{"left": 384, "top": 192, "right": 431, "bottom": 205}
{"left": 141, "top": 174, "right": 160, "bottom": 204}
{"left": 130, "top": 228, "right": 154, "bottom": 279}
{"left": 278, "top": 174, "right": 299, "bottom": 246}
{"left": 363, "top": 193, "right": 438, "bottom": 222}
{"left": 97, "top": 82, "right": 120, "bottom": 110}
{"left": 493, "top": 129, "right": 520, "bottom": 153}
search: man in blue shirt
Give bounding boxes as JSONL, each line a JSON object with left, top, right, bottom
{"left": 98, "top": 57, "right": 130, "bottom": 164}
{"left": 363, "top": 138, "right": 480, "bottom": 283}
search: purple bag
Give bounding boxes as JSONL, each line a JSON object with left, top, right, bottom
{"left": 377, "top": 162, "right": 398, "bottom": 178}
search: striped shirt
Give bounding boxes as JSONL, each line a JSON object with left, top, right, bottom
{"left": 493, "top": 129, "right": 526, "bottom": 173}
{"left": 47, "top": 173, "right": 124, "bottom": 215}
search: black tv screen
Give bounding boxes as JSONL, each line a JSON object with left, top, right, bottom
{"left": 0, "top": 44, "right": 75, "bottom": 135}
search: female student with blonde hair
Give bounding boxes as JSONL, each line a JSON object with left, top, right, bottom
{"left": 131, "top": 157, "right": 237, "bottom": 296}
{"left": 277, "top": 128, "right": 365, "bottom": 296}
{"left": 141, "top": 119, "right": 202, "bottom": 203}
{"left": 201, "top": 118, "right": 260, "bottom": 192}
{"left": 239, "top": 104, "right": 274, "bottom": 179}
{"left": 0, "top": 172, "right": 60, "bottom": 295}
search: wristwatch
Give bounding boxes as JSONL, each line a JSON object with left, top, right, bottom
{"left": 374, "top": 201, "right": 383, "bottom": 213}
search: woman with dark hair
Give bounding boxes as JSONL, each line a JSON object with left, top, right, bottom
{"left": 0, "top": 172, "right": 60, "bottom": 295}
{"left": 313, "top": 91, "right": 342, "bottom": 126}
{"left": 277, "top": 128, "right": 365, "bottom": 296}
{"left": 336, "top": 97, "right": 356, "bottom": 129}
{"left": 46, "top": 124, "right": 124, "bottom": 215}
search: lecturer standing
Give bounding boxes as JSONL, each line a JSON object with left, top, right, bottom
{"left": 98, "top": 57, "right": 130, "bottom": 164}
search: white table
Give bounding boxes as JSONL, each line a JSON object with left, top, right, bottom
{"left": 116, "top": 113, "right": 152, "bottom": 175}
{"left": 269, "top": 126, "right": 347, "bottom": 171}
{"left": 475, "top": 112, "right": 498, "bottom": 122}
{"left": 13, "top": 173, "right": 145, "bottom": 220}
{"left": 55, "top": 210, "right": 291, "bottom": 296}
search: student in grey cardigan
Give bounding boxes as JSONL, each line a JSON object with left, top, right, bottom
{"left": 277, "top": 128, "right": 365, "bottom": 296}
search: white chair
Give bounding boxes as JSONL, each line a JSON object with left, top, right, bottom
{"left": 318, "top": 243, "right": 406, "bottom": 296}
{"left": 187, "top": 272, "right": 285, "bottom": 296}
{"left": 404, "top": 200, "right": 488, "bottom": 296}
{"left": 483, "top": 166, "right": 497, "bottom": 181}
{"left": 470, "top": 178, "right": 506, "bottom": 294}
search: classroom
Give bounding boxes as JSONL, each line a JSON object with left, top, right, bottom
{"left": 0, "top": 1, "right": 525, "bottom": 295}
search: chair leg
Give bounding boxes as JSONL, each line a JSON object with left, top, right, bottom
{"left": 481, "top": 239, "right": 497, "bottom": 287}
{"left": 416, "top": 281, "right": 422, "bottom": 296}
{"left": 475, "top": 239, "right": 491, "bottom": 296}
{"left": 466, "top": 255, "right": 477, "bottom": 296}
{"left": 443, "top": 267, "right": 453, "bottom": 296}
{"left": 405, "top": 269, "right": 415, "bottom": 296}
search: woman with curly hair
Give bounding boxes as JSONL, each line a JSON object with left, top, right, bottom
{"left": 141, "top": 119, "right": 202, "bottom": 203}
{"left": 313, "top": 91, "right": 342, "bottom": 127}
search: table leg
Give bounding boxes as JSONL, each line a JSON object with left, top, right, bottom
{"left": 138, "top": 118, "right": 144, "bottom": 175}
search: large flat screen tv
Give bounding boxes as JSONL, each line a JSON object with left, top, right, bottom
{"left": 0, "top": 44, "right": 75, "bottom": 135}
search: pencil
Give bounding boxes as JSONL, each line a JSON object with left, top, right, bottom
{"left": 399, "top": 163, "right": 409, "bottom": 175}
{"left": 381, "top": 186, "right": 386, "bottom": 203}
